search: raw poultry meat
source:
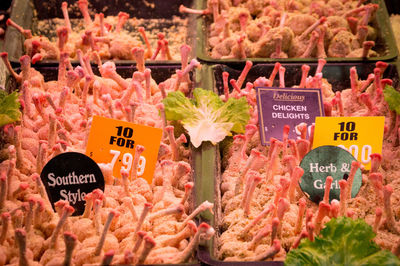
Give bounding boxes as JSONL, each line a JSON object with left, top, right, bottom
{"left": 215, "top": 60, "right": 400, "bottom": 261}
{"left": 6, "top": 0, "right": 187, "bottom": 62}
{"left": 0, "top": 43, "right": 212, "bottom": 265}
{"left": 180, "top": 0, "right": 380, "bottom": 59}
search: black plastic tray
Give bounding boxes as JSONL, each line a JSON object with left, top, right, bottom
{"left": 4, "top": 0, "right": 195, "bottom": 66}
{"left": 195, "top": 62, "right": 400, "bottom": 265}
{"left": 195, "top": 0, "right": 398, "bottom": 64}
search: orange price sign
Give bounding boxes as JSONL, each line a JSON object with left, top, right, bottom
{"left": 86, "top": 116, "right": 162, "bottom": 184}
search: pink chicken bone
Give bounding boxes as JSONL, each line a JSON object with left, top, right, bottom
{"left": 0, "top": 52, "right": 22, "bottom": 83}
{"left": 138, "top": 27, "right": 152, "bottom": 59}
{"left": 242, "top": 171, "right": 262, "bottom": 216}
{"left": 288, "top": 166, "right": 304, "bottom": 203}
{"left": 122, "top": 197, "right": 138, "bottom": 221}
{"left": 132, "top": 231, "right": 146, "bottom": 253}
{"left": 57, "top": 26, "right": 69, "bottom": 53}
{"left": 49, "top": 205, "right": 74, "bottom": 249}
{"left": 115, "top": 12, "right": 129, "bottom": 33}
{"left": 78, "top": 0, "right": 92, "bottom": 26}
{"left": 151, "top": 39, "right": 163, "bottom": 60}
{"left": 82, "top": 192, "right": 93, "bottom": 218}
{"left": 323, "top": 176, "right": 333, "bottom": 204}
{"left": 0, "top": 212, "right": 10, "bottom": 245}
{"left": 61, "top": 2, "right": 72, "bottom": 33}
{"left": 373, "top": 207, "right": 383, "bottom": 233}
{"left": 245, "top": 239, "right": 281, "bottom": 261}
{"left": 240, "top": 124, "right": 258, "bottom": 159}
{"left": 101, "top": 61, "right": 129, "bottom": 90}
{"left": 370, "top": 153, "right": 382, "bottom": 173}
{"left": 132, "top": 47, "right": 145, "bottom": 73}
{"left": 0, "top": 174, "right": 6, "bottom": 210}
{"left": 235, "top": 149, "right": 267, "bottom": 194}
{"left": 350, "top": 66, "right": 359, "bottom": 97}
{"left": 279, "top": 66, "right": 286, "bottom": 88}
{"left": 316, "top": 26, "right": 327, "bottom": 58}
{"left": 270, "top": 217, "right": 280, "bottom": 245}
{"left": 180, "top": 44, "right": 191, "bottom": 75}
{"left": 383, "top": 185, "right": 399, "bottom": 234}
{"left": 133, "top": 203, "right": 152, "bottom": 241}
{"left": 236, "top": 61, "right": 253, "bottom": 89}
{"left": 15, "top": 229, "right": 29, "bottom": 266}
{"left": 158, "top": 220, "right": 197, "bottom": 248}
{"left": 180, "top": 182, "right": 194, "bottom": 206}
{"left": 298, "top": 64, "right": 310, "bottom": 88}
{"left": 32, "top": 93, "right": 48, "bottom": 122}
{"left": 131, "top": 145, "right": 145, "bottom": 179}
{"left": 271, "top": 35, "right": 288, "bottom": 59}
{"left": 331, "top": 91, "right": 344, "bottom": 116}
{"left": 101, "top": 250, "right": 115, "bottom": 266}
{"left": 169, "top": 223, "right": 214, "bottom": 264}
{"left": 346, "top": 161, "right": 361, "bottom": 200}
{"left": 144, "top": 68, "right": 152, "bottom": 101}
{"left": 292, "top": 229, "right": 308, "bottom": 249}
{"left": 283, "top": 155, "right": 297, "bottom": 176}
{"left": 314, "top": 202, "right": 330, "bottom": 234}
{"left": 359, "top": 93, "right": 376, "bottom": 115}
{"left": 240, "top": 203, "right": 275, "bottom": 238}
{"left": 266, "top": 138, "right": 284, "bottom": 179}
{"left": 306, "top": 210, "right": 314, "bottom": 241}
{"left": 249, "top": 224, "right": 271, "bottom": 250}
{"left": 330, "top": 199, "right": 340, "bottom": 218}
{"left": 120, "top": 169, "right": 131, "bottom": 197}
{"left": 278, "top": 175, "right": 291, "bottom": 200}
{"left": 148, "top": 204, "right": 184, "bottom": 222}
{"left": 94, "top": 210, "right": 119, "bottom": 256}
{"left": 181, "top": 201, "right": 213, "bottom": 230}
{"left": 179, "top": 4, "right": 211, "bottom": 15}
{"left": 339, "top": 179, "right": 347, "bottom": 216}
{"left": 6, "top": 18, "right": 32, "bottom": 38}
{"left": 296, "top": 139, "right": 310, "bottom": 160}
{"left": 165, "top": 126, "right": 179, "bottom": 161}
{"left": 138, "top": 235, "right": 156, "bottom": 264}
{"left": 294, "top": 198, "right": 307, "bottom": 235}
{"left": 300, "top": 31, "right": 319, "bottom": 58}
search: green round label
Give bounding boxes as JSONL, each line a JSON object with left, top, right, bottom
{"left": 299, "top": 145, "right": 362, "bottom": 203}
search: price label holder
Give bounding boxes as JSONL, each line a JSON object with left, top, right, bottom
{"left": 86, "top": 116, "right": 163, "bottom": 184}
{"left": 256, "top": 87, "right": 324, "bottom": 145}
{"left": 299, "top": 145, "right": 362, "bottom": 203}
{"left": 40, "top": 152, "right": 105, "bottom": 216}
{"left": 313, "top": 116, "right": 385, "bottom": 170}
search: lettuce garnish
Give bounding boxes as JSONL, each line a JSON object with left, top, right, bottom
{"left": 384, "top": 85, "right": 400, "bottom": 115}
{"left": 0, "top": 90, "right": 21, "bottom": 127}
{"left": 163, "top": 88, "right": 250, "bottom": 148}
{"left": 285, "top": 217, "right": 400, "bottom": 266}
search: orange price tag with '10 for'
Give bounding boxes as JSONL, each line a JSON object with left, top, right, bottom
{"left": 85, "top": 116, "right": 162, "bottom": 184}
{"left": 313, "top": 116, "right": 385, "bottom": 170}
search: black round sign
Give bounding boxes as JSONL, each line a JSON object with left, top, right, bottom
{"left": 40, "top": 152, "right": 105, "bottom": 216}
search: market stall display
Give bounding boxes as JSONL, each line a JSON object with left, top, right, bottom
{"left": 184, "top": 61, "right": 400, "bottom": 263}
{"left": 4, "top": 0, "right": 194, "bottom": 64}
{"left": 1, "top": 0, "right": 400, "bottom": 264}
{"left": 187, "top": 0, "right": 397, "bottom": 63}
{"left": 0, "top": 46, "right": 212, "bottom": 265}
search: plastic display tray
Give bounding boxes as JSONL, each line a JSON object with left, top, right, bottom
{"left": 4, "top": 64, "right": 200, "bottom": 266}
{"left": 4, "top": 0, "right": 195, "bottom": 66}
{"left": 195, "top": 0, "right": 398, "bottom": 64}
{"left": 195, "top": 62, "right": 400, "bottom": 265}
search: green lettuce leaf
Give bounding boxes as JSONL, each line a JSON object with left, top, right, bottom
{"left": 285, "top": 217, "right": 400, "bottom": 266}
{"left": 384, "top": 85, "right": 400, "bottom": 115}
{"left": 0, "top": 90, "right": 21, "bottom": 127}
{"left": 163, "top": 88, "right": 250, "bottom": 148}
